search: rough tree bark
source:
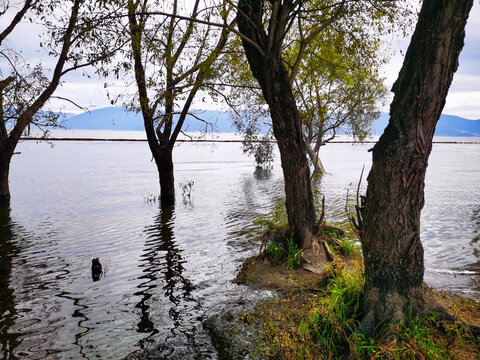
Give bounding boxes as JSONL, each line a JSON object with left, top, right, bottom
{"left": 358, "top": 0, "right": 473, "bottom": 336}
{"left": 237, "top": 0, "right": 319, "bottom": 251}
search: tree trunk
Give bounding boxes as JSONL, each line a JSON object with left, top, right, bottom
{"left": 268, "top": 76, "right": 318, "bottom": 249}
{"left": 358, "top": 0, "right": 472, "bottom": 336}
{"left": 237, "top": 0, "right": 319, "bottom": 252}
{"left": 153, "top": 147, "right": 175, "bottom": 204}
{"left": 305, "top": 144, "right": 326, "bottom": 175}
{"left": 0, "top": 142, "right": 12, "bottom": 203}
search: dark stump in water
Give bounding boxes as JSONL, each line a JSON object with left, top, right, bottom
{"left": 91, "top": 258, "right": 103, "bottom": 281}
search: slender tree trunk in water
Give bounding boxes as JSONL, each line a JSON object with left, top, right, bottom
{"left": 305, "top": 145, "right": 325, "bottom": 175}
{"left": 0, "top": 143, "right": 12, "bottom": 203}
{"left": 237, "top": 1, "right": 320, "bottom": 252}
{"left": 154, "top": 148, "right": 175, "bottom": 203}
{"left": 358, "top": 0, "right": 472, "bottom": 336}
{"left": 0, "top": 158, "right": 10, "bottom": 203}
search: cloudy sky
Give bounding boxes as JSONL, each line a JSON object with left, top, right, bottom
{"left": 1, "top": 1, "right": 479, "bottom": 119}
{"left": 382, "top": 2, "right": 480, "bottom": 120}
{"left": 442, "top": 2, "right": 480, "bottom": 120}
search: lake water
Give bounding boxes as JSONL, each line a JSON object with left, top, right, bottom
{"left": 1, "top": 130, "right": 479, "bottom": 359}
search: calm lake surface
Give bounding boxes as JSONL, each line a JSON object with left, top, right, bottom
{"left": 1, "top": 130, "right": 479, "bottom": 359}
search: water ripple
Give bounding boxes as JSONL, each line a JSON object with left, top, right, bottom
{"left": 1, "top": 137, "right": 479, "bottom": 359}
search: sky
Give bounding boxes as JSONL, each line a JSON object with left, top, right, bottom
{"left": 381, "top": 2, "right": 480, "bottom": 120}
{"left": 1, "top": 1, "right": 479, "bottom": 120}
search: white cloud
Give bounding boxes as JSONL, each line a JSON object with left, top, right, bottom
{"left": 379, "top": 2, "right": 480, "bottom": 120}
{"left": 444, "top": 91, "right": 480, "bottom": 120}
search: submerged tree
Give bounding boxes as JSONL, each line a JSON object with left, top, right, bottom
{"left": 123, "top": 0, "right": 233, "bottom": 203}
{"left": 236, "top": 0, "right": 403, "bottom": 256}
{"left": 0, "top": 0, "right": 120, "bottom": 203}
{"left": 356, "top": 0, "right": 473, "bottom": 336}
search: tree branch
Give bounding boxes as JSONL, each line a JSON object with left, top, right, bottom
{"left": 8, "top": 0, "right": 81, "bottom": 146}
{"left": 289, "top": 1, "right": 345, "bottom": 83}
{"left": 145, "top": 9, "right": 265, "bottom": 56}
{"left": 0, "top": 0, "right": 33, "bottom": 46}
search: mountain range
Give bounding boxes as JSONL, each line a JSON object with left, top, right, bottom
{"left": 62, "top": 107, "right": 480, "bottom": 137}
{"left": 373, "top": 113, "right": 480, "bottom": 137}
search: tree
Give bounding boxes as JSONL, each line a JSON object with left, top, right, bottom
{"left": 0, "top": 0, "right": 120, "bottom": 203}
{"left": 237, "top": 0, "right": 320, "bottom": 255}
{"left": 236, "top": 0, "right": 402, "bottom": 255}
{"left": 356, "top": 0, "right": 473, "bottom": 336}
{"left": 295, "top": 28, "right": 388, "bottom": 175}
{"left": 124, "top": 0, "right": 233, "bottom": 203}
{"left": 231, "top": 1, "right": 401, "bottom": 176}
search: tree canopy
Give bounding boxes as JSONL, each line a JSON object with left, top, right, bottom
{"left": 228, "top": 0, "right": 409, "bottom": 173}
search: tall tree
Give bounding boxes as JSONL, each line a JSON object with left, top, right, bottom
{"left": 296, "top": 29, "right": 388, "bottom": 175}
{"left": 356, "top": 0, "right": 473, "bottom": 336}
{"left": 0, "top": 0, "right": 81, "bottom": 203}
{"left": 236, "top": 0, "right": 402, "bottom": 254}
{"left": 237, "top": 0, "right": 319, "bottom": 254}
{"left": 125, "top": 0, "right": 232, "bottom": 203}
{"left": 232, "top": 6, "right": 391, "bottom": 175}
{"left": 0, "top": 0, "right": 120, "bottom": 203}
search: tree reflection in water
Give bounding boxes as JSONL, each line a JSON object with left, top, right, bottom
{"left": 0, "top": 205, "right": 20, "bottom": 360}
{"left": 135, "top": 203, "right": 208, "bottom": 358}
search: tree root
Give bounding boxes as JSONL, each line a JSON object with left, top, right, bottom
{"left": 361, "top": 284, "right": 480, "bottom": 339}
{"left": 321, "top": 240, "right": 335, "bottom": 262}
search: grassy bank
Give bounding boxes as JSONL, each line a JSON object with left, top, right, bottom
{"left": 232, "top": 204, "right": 480, "bottom": 359}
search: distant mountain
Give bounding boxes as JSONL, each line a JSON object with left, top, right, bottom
{"left": 65, "top": 107, "right": 144, "bottom": 130}
{"left": 372, "top": 113, "right": 480, "bottom": 137}
{"left": 64, "top": 107, "right": 480, "bottom": 137}
{"left": 64, "top": 107, "right": 243, "bottom": 132}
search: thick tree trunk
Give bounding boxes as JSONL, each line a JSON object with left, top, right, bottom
{"left": 358, "top": 0, "right": 472, "bottom": 336}
{"left": 237, "top": 1, "right": 319, "bottom": 251}
{"left": 265, "top": 64, "right": 317, "bottom": 249}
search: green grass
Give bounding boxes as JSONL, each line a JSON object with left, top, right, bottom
{"left": 254, "top": 198, "right": 288, "bottom": 235}
{"left": 264, "top": 237, "right": 303, "bottom": 270}
{"left": 247, "top": 263, "right": 480, "bottom": 360}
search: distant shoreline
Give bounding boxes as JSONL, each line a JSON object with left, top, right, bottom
{"left": 19, "top": 136, "right": 480, "bottom": 144}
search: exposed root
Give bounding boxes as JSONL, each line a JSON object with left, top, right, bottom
{"left": 322, "top": 240, "right": 335, "bottom": 262}
{"left": 302, "top": 239, "right": 329, "bottom": 274}
{"left": 315, "top": 195, "right": 326, "bottom": 230}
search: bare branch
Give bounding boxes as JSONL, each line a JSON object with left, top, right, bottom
{"left": 0, "top": 0, "right": 33, "bottom": 46}
{"left": 145, "top": 10, "right": 265, "bottom": 56}
{"left": 50, "top": 96, "right": 90, "bottom": 113}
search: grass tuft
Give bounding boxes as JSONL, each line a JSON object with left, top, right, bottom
{"left": 244, "top": 263, "right": 480, "bottom": 360}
